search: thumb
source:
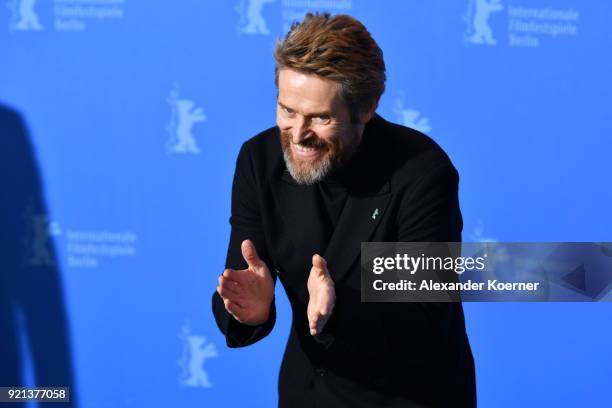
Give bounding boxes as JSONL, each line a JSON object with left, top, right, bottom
{"left": 241, "top": 239, "right": 263, "bottom": 269}
{"left": 312, "top": 254, "right": 328, "bottom": 273}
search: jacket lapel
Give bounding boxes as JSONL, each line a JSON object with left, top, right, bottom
{"left": 324, "top": 183, "right": 390, "bottom": 283}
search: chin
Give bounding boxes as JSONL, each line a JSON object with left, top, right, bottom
{"left": 284, "top": 150, "right": 333, "bottom": 185}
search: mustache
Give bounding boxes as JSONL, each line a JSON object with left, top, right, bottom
{"left": 281, "top": 131, "right": 330, "bottom": 149}
{"left": 299, "top": 138, "right": 328, "bottom": 149}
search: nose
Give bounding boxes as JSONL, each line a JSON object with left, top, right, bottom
{"left": 291, "top": 116, "right": 312, "bottom": 144}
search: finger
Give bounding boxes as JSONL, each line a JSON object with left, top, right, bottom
{"left": 307, "top": 309, "right": 316, "bottom": 326}
{"left": 241, "top": 239, "right": 263, "bottom": 270}
{"left": 223, "top": 268, "right": 247, "bottom": 285}
{"left": 309, "top": 316, "right": 318, "bottom": 335}
{"left": 311, "top": 255, "right": 331, "bottom": 281}
{"left": 217, "top": 285, "right": 243, "bottom": 305}
{"left": 224, "top": 297, "right": 245, "bottom": 313}
{"left": 310, "top": 315, "right": 323, "bottom": 335}
{"left": 218, "top": 276, "right": 241, "bottom": 296}
{"left": 309, "top": 313, "right": 319, "bottom": 328}
{"left": 309, "top": 303, "right": 333, "bottom": 335}
{"left": 309, "top": 309, "right": 324, "bottom": 327}
{"left": 307, "top": 306, "right": 318, "bottom": 326}
{"left": 225, "top": 300, "right": 246, "bottom": 322}
{"left": 312, "top": 254, "right": 327, "bottom": 270}
{"left": 320, "top": 303, "right": 333, "bottom": 316}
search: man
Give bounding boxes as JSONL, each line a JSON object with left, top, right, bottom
{"left": 212, "top": 13, "right": 476, "bottom": 407}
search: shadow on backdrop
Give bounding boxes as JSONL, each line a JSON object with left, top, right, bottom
{"left": 0, "top": 103, "right": 77, "bottom": 407}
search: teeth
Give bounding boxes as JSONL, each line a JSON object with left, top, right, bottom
{"left": 294, "top": 144, "right": 316, "bottom": 152}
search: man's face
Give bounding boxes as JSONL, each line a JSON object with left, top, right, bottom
{"left": 276, "top": 68, "right": 366, "bottom": 185}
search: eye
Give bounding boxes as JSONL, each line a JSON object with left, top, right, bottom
{"left": 312, "top": 115, "right": 331, "bottom": 124}
{"left": 280, "top": 105, "right": 295, "bottom": 116}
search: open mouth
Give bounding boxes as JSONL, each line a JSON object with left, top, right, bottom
{"left": 291, "top": 142, "right": 325, "bottom": 159}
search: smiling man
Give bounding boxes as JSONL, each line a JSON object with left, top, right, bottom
{"left": 277, "top": 68, "right": 368, "bottom": 186}
{"left": 212, "top": 13, "right": 476, "bottom": 407}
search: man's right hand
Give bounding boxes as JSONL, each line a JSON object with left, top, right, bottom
{"left": 217, "top": 239, "right": 275, "bottom": 325}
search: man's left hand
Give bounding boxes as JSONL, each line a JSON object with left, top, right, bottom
{"left": 307, "top": 254, "right": 335, "bottom": 336}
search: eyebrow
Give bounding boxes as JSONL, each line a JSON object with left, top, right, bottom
{"left": 277, "top": 101, "right": 331, "bottom": 118}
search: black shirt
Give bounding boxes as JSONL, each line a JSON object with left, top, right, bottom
{"left": 317, "top": 175, "right": 348, "bottom": 233}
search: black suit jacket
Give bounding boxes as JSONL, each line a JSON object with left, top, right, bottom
{"left": 212, "top": 114, "right": 476, "bottom": 407}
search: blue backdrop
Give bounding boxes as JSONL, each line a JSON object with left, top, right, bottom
{"left": 1, "top": 0, "right": 610, "bottom": 407}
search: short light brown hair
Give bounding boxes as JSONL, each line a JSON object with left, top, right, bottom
{"left": 274, "top": 13, "right": 386, "bottom": 122}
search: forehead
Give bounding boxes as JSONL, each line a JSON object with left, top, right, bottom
{"left": 277, "top": 69, "right": 340, "bottom": 112}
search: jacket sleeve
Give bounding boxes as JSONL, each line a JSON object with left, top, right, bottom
{"left": 313, "top": 162, "right": 465, "bottom": 367}
{"left": 212, "top": 142, "right": 277, "bottom": 348}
